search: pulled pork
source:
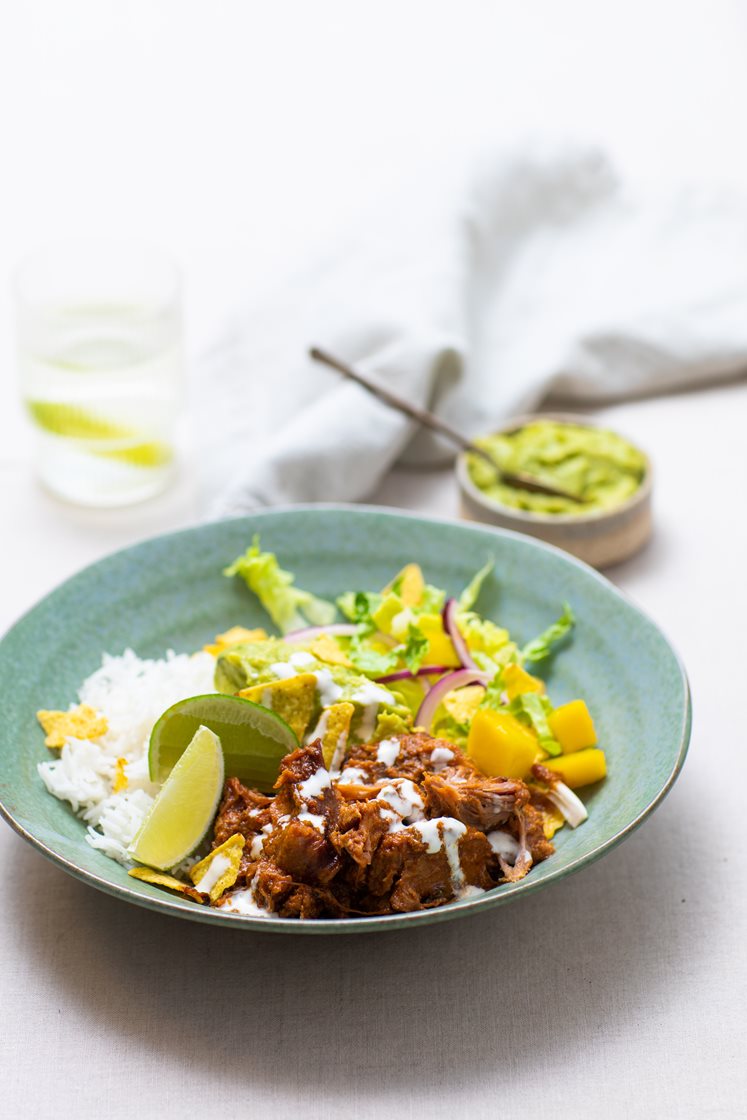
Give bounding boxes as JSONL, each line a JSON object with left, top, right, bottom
{"left": 213, "top": 732, "right": 554, "bottom": 919}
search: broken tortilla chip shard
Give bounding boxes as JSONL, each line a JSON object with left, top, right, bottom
{"left": 113, "top": 757, "right": 129, "bottom": 793}
{"left": 541, "top": 804, "right": 565, "bottom": 839}
{"left": 442, "top": 685, "right": 484, "bottom": 728}
{"left": 36, "top": 703, "right": 108, "bottom": 748}
{"left": 189, "top": 833, "right": 245, "bottom": 902}
{"left": 308, "top": 701, "right": 355, "bottom": 769}
{"left": 204, "top": 626, "right": 268, "bottom": 657}
{"left": 308, "top": 634, "right": 351, "bottom": 667}
{"left": 128, "top": 866, "right": 205, "bottom": 903}
{"left": 238, "top": 673, "right": 318, "bottom": 741}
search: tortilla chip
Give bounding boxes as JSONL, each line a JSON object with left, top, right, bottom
{"left": 308, "top": 701, "right": 355, "bottom": 769}
{"left": 541, "top": 804, "right": 566, "bottom": 839}
{"left": 128, "top": 867, "right": 205, "bottom": 903}
{"left": 36, "top": 704, "right": 108, "bottom": 749}
{"left": 204, "top": 626, "right": 268, "bottom": 657}
{"left": 385, "top": 563, "right": 425, "bottom": 607}
{"left": 308, "top": 634, "right": 351, "bottom": 667}
{"left": 113, "top": 757, "right": 128, "bottom": 793}
{"left": 189, "top": 834, "right": 245, "bottom": 902}
{"left": 442, "top": 685, "right": 484, "bottom": 727}
{"left": 239, "top": 673, "right": 318, "bottom": 740}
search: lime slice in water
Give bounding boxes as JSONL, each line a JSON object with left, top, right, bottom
{"left": 129, "top": 725, "right": 224, "bottom": 870}
{"left": 26, "top": 400, "right": 172, "bottom": 468}
{"left": 149, "top": 693, "right": 299, "bottom": 793}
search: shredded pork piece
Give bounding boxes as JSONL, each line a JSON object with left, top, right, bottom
{"left": 212, "top": 733, "right": 554, "bottom": 918}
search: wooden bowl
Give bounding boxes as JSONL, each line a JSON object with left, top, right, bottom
{"left": 455, "top": 413, "right": 653, "bottom": 569}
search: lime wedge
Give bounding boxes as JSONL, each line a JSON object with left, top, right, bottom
{"left": 149, "top": 693, "right": 299, "bottom": 793}
{"left": 26, "top": 400, "right": 172, "bottom": 469}
{"left": 129, "top": 725, "right": 224, "bottom": 870}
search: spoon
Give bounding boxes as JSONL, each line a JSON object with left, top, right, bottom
{"left": 309, "top": 346, "right": 584, "bottom": 503}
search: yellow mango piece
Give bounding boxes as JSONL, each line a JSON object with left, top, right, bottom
{"left": 308, "top": 701, "right": 355, "bottom": 769}
{"left": 467, "top": 707, "right": 539, "bottom": 778}
{"left": 548, "top": 700, "right": 597, "bottom": 753}
{"left": 418, "top": 614, "right": 461, "bottom": 668}
{"left": 128, "top": 867, "right": 205, "bottom": 903}
{"left": 190, "top": 834, "right": 245, "bottom": 902}
{"left": 443, "top": 685, "right": 485, "bottom": 727}
{"left": 36, "top": 704, "right": 108, "bottom": 749}
{"left": 203, "top": 626, "right": 267, "bottom": 656}
{"left": 308, "top": 634, "right": 351, "bottom": 667}
{"left": 239, "top": 673, "right": 318, "bottom": 741}
{"left": 503, "top": 664, "right": 545, "bottom": 700}
{"left": 541, "top": 748, "right": 607, "bottom": 788}
{"left": 387, "top": 563, "right": 425, "bottom": 607}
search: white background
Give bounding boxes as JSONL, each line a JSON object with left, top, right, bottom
{"left": 1, "top": 4, "right": 746, "bottom": 1119}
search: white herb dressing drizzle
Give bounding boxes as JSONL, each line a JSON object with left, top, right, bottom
{"left": 297, "top": 812, "right": 326, "bottom": 832}
{"left": 305, "top": 709, "right": 329, "bottom": 745}
{"left": 351, "top": 681, "right": 395, "bottom": 742}
{"left": 335, "top": 766, "right": 368, "bottom": 784}
{"left": 314, "top": 669, "right": 343, "bottom": 707}
{"left": 298, "top": 767, "right": 331, "bottom": 800}
{"left": 430, "top": 746, "right": 454, "bottom": 771}
{"left": 459, "top": 885, "right": 485, "bottom": 899}
{"left": 269, "top": 661, "right": 299, "bottom": 680}
{"left": 193, "top": 852, "right": 231, "bottom": 895}
{"left": 487, "top": 829, "right": 521, "bottom": 859}
{"left": 221, "top": 877, "right": 268, "bottom": 917}
{"left": 411, "top": 818, "right": 467, "bottom": 891}
{"left": 376, "top": 737, "right": 401, "bottom": 766}
{"left": 249, "top": 822, "right": 274, "bottom": 859}
{"left": 376, "top": 779, "right": 425, "bottom": 822}
{"left": 329, "top": 728, "right": 349, "bottom": 773}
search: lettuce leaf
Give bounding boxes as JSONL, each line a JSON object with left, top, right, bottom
{"left": 521, "top": 602, "right": 575, "bottom": 664}
{"left": 224, "top": 536, "right": 336, "bottom": 634}
{"left": 507, "top": 693, "right": 562, "bottom": 756}
{"left": 400, "top": 624, "right": 429, "bottom": 673}
{"left": 457, "top": 558, "right": 495, "bottom": 612}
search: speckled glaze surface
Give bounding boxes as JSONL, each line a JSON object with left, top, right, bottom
{"left": 0, "top": 505, "right": 690, "bottom": 934}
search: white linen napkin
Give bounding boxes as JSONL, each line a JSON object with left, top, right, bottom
{"left": 197, "top": 144, "right": 747, "bottom": 516}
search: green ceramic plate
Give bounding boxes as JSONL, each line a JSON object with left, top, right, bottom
{"left": 0, "top": 505, "right": 690, "bottom": 934}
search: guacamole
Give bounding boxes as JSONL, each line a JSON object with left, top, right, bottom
{"left": 466, "top": 420, "right": 647, "bottom": 515}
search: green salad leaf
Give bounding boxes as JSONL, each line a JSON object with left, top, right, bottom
{"left": 457, "top": 558, "right": 495, "bottom": 612}
{"left": 521, "top": 602, "right": 575, "bottom": 664}
{"left": 224, "top": 536, "right": 336, "bottom": 634}
{"left": 400, "top": 625, "right": 429, "bottom": 673}
{"left": 507, "top": 693, "right": 562, "bottom": 757}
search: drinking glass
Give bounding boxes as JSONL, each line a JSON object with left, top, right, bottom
{"left": 15, "top": 242, "right": 184, "bottom": 507}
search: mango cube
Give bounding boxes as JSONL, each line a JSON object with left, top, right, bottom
{"left": 548, "top": 700, "right": 597, "bottom": 753}
{"left": 541, "top": 748, "right": 606, "bottom": 788}
{"left": 467, "top": 708, "right": 539, "bottom": 779}
{"left": 503, "top": 664, "right": 545, "bottom": 700}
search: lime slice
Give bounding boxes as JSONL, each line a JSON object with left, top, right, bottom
{"left": 129, "top": 725, "right": 224, "bottom": 870}
{"left": 149, "top": 693, "right": 299, "bottom": 793}
{"left": 26, "top": 400, "right": 172, "bottom": 468}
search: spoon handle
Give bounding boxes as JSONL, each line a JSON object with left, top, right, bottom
{"left": 309, "top": 346, "right": 584, "bottom": 503}
{"left": 309, "top": 346, "right": 477, "bottom": 453}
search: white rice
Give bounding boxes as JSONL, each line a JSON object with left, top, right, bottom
{"left": 38, "top": 649, "right": 216, "bottom": 863}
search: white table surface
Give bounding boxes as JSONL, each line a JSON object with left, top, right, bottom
{"left": 2, "top": 4, "right": 747, "bottom": 1118}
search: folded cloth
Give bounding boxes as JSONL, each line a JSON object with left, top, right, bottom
{"left": 197, "top": 143, "right": 747, "bottom": 517}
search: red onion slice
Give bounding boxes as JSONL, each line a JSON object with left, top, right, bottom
{"left": 415, "top": 668, "right": 490, "bottom": 730}
{"left": 441, "top": 598, "right": 477, "bottom": 669}
{"left": 285, "top": 623, "right": 360, "bottom": 642}
{"left": 376, "top": 665, "right": 451, "bottom": 684}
